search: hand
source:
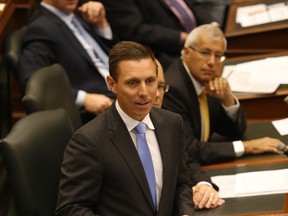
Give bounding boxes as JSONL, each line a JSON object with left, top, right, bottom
{"left": 83, "top": 93, "right": 113, "bottom": 115}
{"left": 192, "top": 184, "right": 225, "bottom": 209}
{"left": 205, "top": 77, "right": 235, "bottom": 107}
{"left": 78, "top": 1, "right": 108, "bottom": 28}
{"left": 243, "top": 137, "right": 284, "bottom": 154}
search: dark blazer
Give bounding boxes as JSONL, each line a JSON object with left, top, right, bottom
{"left": 19, "top": 6, "right": 115, "bottom": 100}
{"left": 56, "top": 104, "right": 195, "bottom": 216}
{"left": 188, "top": 0, "right": 232, "bottom": 29}
{"left": 163, "top": 59, "right": 247, "bottom": 165}
{"left": 100, "top": 0, "right": 200, "bottom": 69}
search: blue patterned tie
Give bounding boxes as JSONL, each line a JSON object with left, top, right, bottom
{"left": 134, "top": 122, "right": 157, "bottom": 209}
{"left": 71, "top": 16, "right": 109, "bottom": 69}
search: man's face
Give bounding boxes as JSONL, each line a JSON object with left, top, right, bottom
{"left": 44, "top": 0, "right": 79, "bottom": 13}
{"left": 183, "top": 34, "right": 225, "bottom": 85}
{"left": 108, "top": 58, "right": 158, "bottom": 121}
{"left": 153, "top": 62, "right": 165, "bottom": 108}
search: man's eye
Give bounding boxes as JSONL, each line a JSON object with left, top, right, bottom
{"left": 200, "top": 51, "right": 210, "bottom": 57}
{"left": 128, "top": 80, "right": 137, "bottom": 86}
{"left": 215, "top": 54, "right": 222, "bottom": 60}
{"left": 146, "top": 78, "right": 156, "bottom": 85}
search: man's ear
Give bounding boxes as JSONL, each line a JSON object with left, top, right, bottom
{"left": 107, "top": 75, "right": 117, "bottom": 94}
{"left": 183, "top": 47, "right": 190, "bottom": 57}
{"left": 182, "top": 47, "right": 190, "bottom": 62}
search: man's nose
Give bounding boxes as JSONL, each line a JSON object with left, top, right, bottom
{"left": 207, "top": 54, "right": 216, "bottom": 65}
{"left": 138, "top": 83, "right": 148, "bottom": 95}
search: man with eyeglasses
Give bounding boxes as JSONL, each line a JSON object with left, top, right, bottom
{"left": 154, "top": 60, "right": 225, "bottom": 209}
{"left": 163, "top": 24, "right": 284, "bottom": 165}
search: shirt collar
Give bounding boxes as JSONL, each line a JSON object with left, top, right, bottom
{"left": 182, "top": 60, "right": 204, "bottom": 96}
{"left": 115, "top": 100, "right": 155, "bottom": 132}
{"left": 41, "top": 2, "right": 74, "bottom": 23}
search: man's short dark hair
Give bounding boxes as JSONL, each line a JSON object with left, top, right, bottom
{"left": 109, "top": 41, "right": 157, "bottom": 81}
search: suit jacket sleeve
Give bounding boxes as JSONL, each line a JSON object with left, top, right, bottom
{"left": 209, "top": 99, "right": 247, "bottom": 141}
{"left": 19, "top": 20, "right": 81, "bottom": 100}
{"left": 56, "top": 130, "right": 102, "bottom": 216}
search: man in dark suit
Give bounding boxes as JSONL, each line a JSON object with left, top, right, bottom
{"left": 56, "top": 41, "right": 195, "bottom": 215}
{"left": 98, "top": 0, "right": 230, "bottom": 70}
{"left": 163, "top": 24, "right": 283, "bottom": 165}
{"left": 154, "top": 60, "right": 225, "bottom": 209}
{"left": 99, "top": 0, "right": 200, "bottom": 70}
{"left": 19, "top": 0, "right": 117, "bottom": 124}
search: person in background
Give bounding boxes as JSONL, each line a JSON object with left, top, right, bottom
{"left": 98, "top": 0, "right": 201, "bottom": 70}
{"left": 154, "top": 60, "right": 225, "bottom": 209}
{"left": 56, "top": 41, "right": 195, "bottom": 216}
{"left": 19, "top": 0, "right": 117, "bottom": 124}
{"left": 163, "top": 23, "right": 285, "bottom": 165}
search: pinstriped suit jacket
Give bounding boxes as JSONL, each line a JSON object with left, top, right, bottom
{"left": 56, "top": 103, "right": 195, "bottom": 216}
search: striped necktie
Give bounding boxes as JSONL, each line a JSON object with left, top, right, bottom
{"left": 164, "top": 0, "right": 197, "bottom": 32}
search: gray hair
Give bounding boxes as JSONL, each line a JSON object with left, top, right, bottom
{"left": 182, "top": 23, "right": 227, "bottom": 57}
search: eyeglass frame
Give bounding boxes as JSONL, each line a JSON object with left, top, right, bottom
{"left": 157, "top": 83, "right": 169, "bottom": 93}
{"left": 188, "top": 46, "right": 226, "bottom": 63}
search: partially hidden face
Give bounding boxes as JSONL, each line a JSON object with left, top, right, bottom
{"left": 153, "top": 61, "right": 165, "bottom": 109}
{"left": 47, "top": 0, "right": 79, "bottom": 13}
{"left": 108, "top": 58, "right": 158, "bottom": 121}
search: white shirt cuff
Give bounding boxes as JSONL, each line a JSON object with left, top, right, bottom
{"left": 196, "top": 181, "right": 213, "bottom": 188}
{"left": 233, "top": 140, "right": 244, "bottom": 157}
{"left": 75, "top": 90, "right": 86, "bottom": 108}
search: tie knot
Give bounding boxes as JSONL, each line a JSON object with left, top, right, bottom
{"left": 134, "top": 122, "right": 146, "bottom": 134}
{"left": 199, "top": 90, "right": 206, "bottom": 99}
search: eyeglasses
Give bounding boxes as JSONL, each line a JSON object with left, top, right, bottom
{"left": 158, "top": 83, "right": 169, "bottom": 93}
{"left": 188, "top": 46, "right": 226, "bottom": 63}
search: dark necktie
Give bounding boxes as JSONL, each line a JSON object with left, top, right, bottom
{"left": 134, "top": 122, "right": 157, "bottom": 209}
{"left": 164, "top": 0, "right": 197, "bottom": 32}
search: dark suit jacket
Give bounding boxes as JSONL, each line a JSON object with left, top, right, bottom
{"left": 19, "top": 6, "right": 116, "bottom": 100}
{"left": 99, "top": 0, "right": 230, "bottom": 69}
{"left": 163, "top": 59, "right": 247, "bottom": 165}
{"left": 99, "top": 0, "right": 198, "bottom": 69}
{"left": 188, "top": 0, "right": 232, "bottom": 29}
{"left": 56, "top": 104, "right": 195, "bottom": 216}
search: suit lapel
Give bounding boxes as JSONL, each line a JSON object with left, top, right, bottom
{"left": 107, "top": 105, "right": 156, "bottom": 210}
{"left": 40, "top": 7, "right": 96, "bottom": 67}
{"left": 178, "top": 60, "right": 202, "bottom": 137}
{"left": 150, "top": 109, "right": 171, "bottom": 210}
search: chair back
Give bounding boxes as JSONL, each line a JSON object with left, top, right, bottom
{"left": 22, "top": 64, "right": 82, "bottom": 131}
{"left": 0, "top": 62, "right": 11, "bottom": 138}
{"left": 1, "top": 26, "right": 27, "bottom": 137}
{"left": 5, "top": 26, "right": 27, "bottom": 79}
{"left": 0, "top": 108, "right": 74, "bottom": 216}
